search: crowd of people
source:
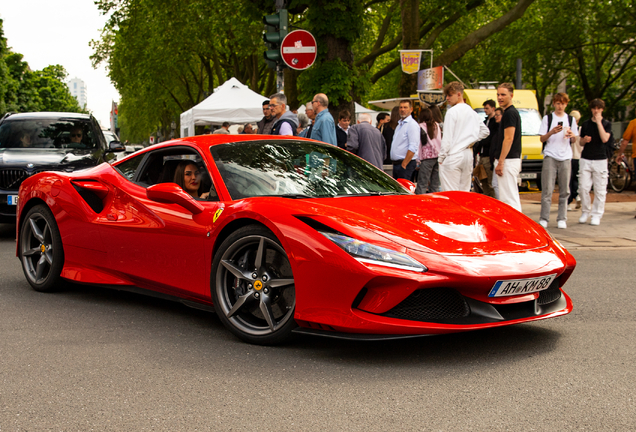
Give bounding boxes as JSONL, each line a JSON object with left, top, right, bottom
{"left": 210, "top": 83, "right": 631, "bottom": 225}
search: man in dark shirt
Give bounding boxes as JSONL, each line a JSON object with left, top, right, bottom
{"left": 578, "top": 98, "right": 613, "bottom": 226}
{"left": 492, "top": 83, "right": 522, "bottom": 211}
{"left": 256, "top": 100, "right": 276, "bottom": 135}
{"left": 473, "top": 99, "right": 498, "bottom": 198}
{"left": 336, "top": 110, "right": 351, "bottom": 149}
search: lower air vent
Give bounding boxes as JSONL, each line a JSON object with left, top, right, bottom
{"left": 382, "top": 288, "right": 470, "bottom": 321}
{"left": 537, "top": 286, "right": 562, "bottom": 305}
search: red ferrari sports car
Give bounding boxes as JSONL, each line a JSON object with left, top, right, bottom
{"left": 16, "top": 135, "right": 575, "bottom": 344}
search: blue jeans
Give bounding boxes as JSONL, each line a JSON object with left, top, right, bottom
{"left": 393, "top": 160, "right": 416, "bottom": 180}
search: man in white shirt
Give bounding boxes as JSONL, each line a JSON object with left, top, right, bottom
{"left": 390, "top": 100, "right": 420, "bottom": 180}
{"left": 538, "top": 93, "right": 578, "bottom": 229}
{"left": 438, "top": 81, "right": 490, "bottom": 191}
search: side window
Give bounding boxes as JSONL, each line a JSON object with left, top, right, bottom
{"left": 133, "top": 148, "right": 219, "bottom": 201}
{"left": 115, "top": 153, "right": 145, "bottom": 181}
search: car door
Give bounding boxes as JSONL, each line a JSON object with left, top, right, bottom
{"left": 95, "top": 146, "right": 222, "bottom": 300}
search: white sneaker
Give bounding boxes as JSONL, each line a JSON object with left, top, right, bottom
{"left": 579, "top": 213, "right": 589, "bottom": 224}
{"left": 567, "top": 205, "right": 574, "bottom": 211}
{"left": 590, "top": 217, "right": 601, "bottom": 226}
{"left": 557, "top": 220, "right": 567, "bottom": 229}
{"left": 539, "top": 219, "right": 548, "bottom": 228}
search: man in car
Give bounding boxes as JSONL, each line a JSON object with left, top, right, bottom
{"left": 69, "top": 126, "right": 83, "bottom": 144}
{"left": 493, "top": 83, "right": 522, "bottom": 212}
{"left": 269, "top": 93, "right": 299, "bottom": 136}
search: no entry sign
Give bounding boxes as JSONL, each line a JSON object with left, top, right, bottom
{"left": 280, "top": 30, "right": 317, "bottom": 70}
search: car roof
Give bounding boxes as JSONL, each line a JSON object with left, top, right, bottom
{"left": 177, "top": 134, "right": 319, "bottom": 149}
{"left": 2, "top": 112, "right": 92, "bottom": 121}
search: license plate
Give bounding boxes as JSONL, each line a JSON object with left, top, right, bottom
{"left": 7, "top": 195, "right": 18, "bottom": 206}
{"left": 519, "top": 172, "right": 537, "bottom": 179}
{"left": 488, "top": 274, "right": 557, "bottom": 297}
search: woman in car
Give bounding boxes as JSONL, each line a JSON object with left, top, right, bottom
{"left": 173, "top": 161, "right": 209, "bottom": 199}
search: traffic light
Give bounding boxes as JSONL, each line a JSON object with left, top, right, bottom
{"left": 263, "top": 9, "right": 288, "bottom": 69}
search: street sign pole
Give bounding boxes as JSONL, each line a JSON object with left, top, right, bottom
{"left": 276, "top": 64, "right": 284, "bottom": 93}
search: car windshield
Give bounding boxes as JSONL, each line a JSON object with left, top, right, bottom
{"left": 0, "top": 118, "right": 98, "bottom": 150}
{"left": 474, "top": 108, "right": 542, "bottom": 136}
{"left": 210, "top": 140, "right": 408, "bottom": 199}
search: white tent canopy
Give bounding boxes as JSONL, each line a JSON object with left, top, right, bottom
{"left": 180, "top": 77, "right": 267, "bottom": 137}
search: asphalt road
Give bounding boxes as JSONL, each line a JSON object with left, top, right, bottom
{"left": 0, "top": 221, "right": 634, "bottom": 431}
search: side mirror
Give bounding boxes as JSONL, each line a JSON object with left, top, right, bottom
{"left": 396, "top": 178, "right": 416, "bottom": 193}
{"left": 107, "top": 140, "right": 126, "bottom": 153}
{"left": 146, "top": 183, "right": 204, "bottom": 214}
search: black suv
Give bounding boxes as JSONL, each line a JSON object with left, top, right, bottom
{"left": 0, "top": 112, "right": 123, "bottom": 222}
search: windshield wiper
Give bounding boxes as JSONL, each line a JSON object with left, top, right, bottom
{"left": 343, "top": 192, "right": 399, "bottom": 197}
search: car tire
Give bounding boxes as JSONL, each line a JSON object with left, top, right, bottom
{"left": 211, "top": 225, "right": 297, "bottom": 345}
{"left": 19, "top": 205, "right": 65, "bottom": 292}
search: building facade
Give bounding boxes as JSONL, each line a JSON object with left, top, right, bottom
{"left": 69, "top": 78, "right": 87, "bottom": 109}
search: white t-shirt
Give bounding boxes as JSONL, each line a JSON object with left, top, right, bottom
{"left": 539, "top": 112, "right": 578, "bottom": 161}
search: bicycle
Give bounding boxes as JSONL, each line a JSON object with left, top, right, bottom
{"left": 608, "top": 155, "right": 632, "bottom": 192}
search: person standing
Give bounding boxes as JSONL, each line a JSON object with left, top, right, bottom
{"left": 493, "top": 83, "right": 522, "bottom": 212}
{"left": 390, "top": 99, "right": 420, "bottom": 180}
{"left": 269, "top": 93, "right": 299, "bottom": 136}
{"left": 346, "top": 113, "right": 386, "bottom": 169}
{"left": 578, "top": 98, "right": 613, "bottom": 226}
{"left": 299, "top": 102, "right": 315, "bottom": 138}
{"left": 336, "top": 110, "right": 351, "bottom": 149}
{"left": 213, "top": 122, "right": 230, "bottom": 134}
{"left": 615, "top": 116, "right": 636, "bottom": 172}
{"left": 438, "top": 81, "right": 490, "bottom": 192}
{"left": 472, "top": 99, "right": 498, "bottom": 197}
{"left": 414, "top": 107, "right": 441, "bottom": 194}
{"left": 257, "top": 100, "right": 276, "bottom": 135}
{"left": 310, "top": 93, "right": 337, "bottom": 145}
{"left": 538, "top": 93, "right": 578, "bottom": 229}
{"left": 382, "top": 106, "right": 399, "bottom": 164}
{"left": 491, "top": 107, "right": 503, "bottom": 199}
{"left": 567, "top": 110, "right": 583, "bottom": 211}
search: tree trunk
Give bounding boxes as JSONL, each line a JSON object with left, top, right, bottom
{"left": 398, "top": 0, "right": 420, "bottom": 97}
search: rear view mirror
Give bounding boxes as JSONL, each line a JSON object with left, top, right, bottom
{"left": 396, "top": 178, "right": 416, "bottom": 193}
{"left": 146, "top": 183, "right": 204, "bottom": 214}
{"left": 107, "top": 141, "right": 126, "bottom": 153}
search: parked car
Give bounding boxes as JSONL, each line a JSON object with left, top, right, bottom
{"left": 15, "top": 135, "right": 575, "bottom": 345}
{"left": 0, "top": 112, "right": 124, "bottom": 222}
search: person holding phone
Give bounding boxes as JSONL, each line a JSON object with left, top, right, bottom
{"left": 537, "top": 93, "right": 578, "bottom": 229}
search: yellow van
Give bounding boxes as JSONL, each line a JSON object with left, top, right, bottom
{"left": 464, "top": 89, "right": 543, "bottom": 188}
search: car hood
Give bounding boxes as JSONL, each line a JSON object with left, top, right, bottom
{"left": 0, "top": 148, "right": 99, "bottom": 169}
{"left": 292, "top": 192, "right": 549, "bottom": 255}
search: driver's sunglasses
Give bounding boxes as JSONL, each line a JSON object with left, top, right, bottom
{"left": 71, "top": 133, "right": 82, "bottom": 137}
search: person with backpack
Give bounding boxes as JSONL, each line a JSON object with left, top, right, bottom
{"left": 578, "top": 98, "right": 614, "bottom": 226}
{"left": 538, "top": 93, "right": 578, "bottom": 229}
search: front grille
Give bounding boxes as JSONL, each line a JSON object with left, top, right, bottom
{"left": 382, "top": 288, "right": 470, "bottom": 321}
{"left": 538, "top": 286, "right": 562, "bottom": 305}
{"left": 0, "top": 169, "right": 28, "bottom": 191}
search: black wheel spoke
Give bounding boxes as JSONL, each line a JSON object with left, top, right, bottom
{"left": 259, "top": 294, "right": 277, "bottom": 332}
{"left": 254, "top": 237, "right": 265, "bottom": 270}
{"left": 29, "top": 218, "right": 45, "bottom": 243}
{"left": 23, "top": 247, "right": 40, "bottom": 257}
{"left": 35, "top": 255, "right": 47, "bottom": 282}
{"left": 221, "top": 259, "right": 252, "bottom": 281}
{"left": 268, "top": 277, "right": 294, "bottom": 288}
{"left": 227, "top": 291, "right": 254, "bottom": 318}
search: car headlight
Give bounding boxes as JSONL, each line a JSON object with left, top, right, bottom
{"left": 320, "top": 232, "right": 427, "bottom": 272}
